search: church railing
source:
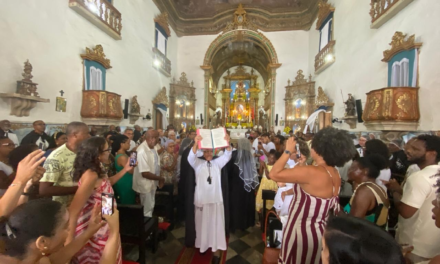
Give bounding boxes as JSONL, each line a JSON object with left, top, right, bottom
{"left": 69, "top": 0, "right": 122, "bottom": 40}
{"left": 153, "top": 48, "right": 172, "bottom": 77}
{"left": 314, "top": 41, "right": 335, "bottom": 74}
{"left": 369, "top": 0, "right": 414, "bottom": 29}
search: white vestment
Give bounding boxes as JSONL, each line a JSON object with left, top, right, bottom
{"left": 187, "top": 148, "right": 232, "bottom": 252}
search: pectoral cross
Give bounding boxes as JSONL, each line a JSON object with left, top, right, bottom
{"left": 59, "top": 90, "right": 64, "bottom": 97}
{"left": 207, "top": 161, "right": 212, "bottom": 184}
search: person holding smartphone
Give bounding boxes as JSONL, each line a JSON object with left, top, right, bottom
{"left": 67, "top": 137, "right": 132, "bottom": 264}
{"left": 111, "top": 135, "right": 136, "bottom": 204}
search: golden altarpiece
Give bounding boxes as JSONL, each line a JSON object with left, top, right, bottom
{"left": 284, "top": 70, "right": 316, "bottom": 131}
{"left": 79, "top": 45, "right": 123, "bottom": 124}
{"left": 219, "top": 66, "right": 260, "bottom": 128}
{"left": 169, "top": 72, "right": 196, "bottom": 130}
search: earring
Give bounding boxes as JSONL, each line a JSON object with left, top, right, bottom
{"left": 41, "top": 247, "right": 48, "bottom": 256}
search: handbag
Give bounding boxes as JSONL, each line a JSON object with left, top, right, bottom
{"left": 262, "top": 210, "right": 281, "bottom": 264}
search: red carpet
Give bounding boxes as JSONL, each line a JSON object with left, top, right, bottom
{"left": 174, "top": 245, "right": 228, "bottom": 264}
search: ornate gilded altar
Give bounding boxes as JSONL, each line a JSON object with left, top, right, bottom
{"left": 0, "top": 60, "right": 50, "bottom": 117}
{"left": 284, "top": 70, "right": 316, "bottom": 130}
{"left": 79, "top": 45, "right": 123, "bottom": 124}
{"left": 169, "top": 72, "right": 196, "bottom": 130}
{"left": 363, "top": 32, "right": 422, "bottom": 131}
{"left": 220, "top": 66, "right": 260, "bottom": 128}
{"left": 315, "top": 87, "right": 334, "bottom": 129}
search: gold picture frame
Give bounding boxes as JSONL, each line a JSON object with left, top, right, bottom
{"left": 56, "top": 97, "right": 67, "bottom": 112}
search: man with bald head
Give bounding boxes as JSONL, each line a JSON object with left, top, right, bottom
{"left": 133, "top": 129, "right": 165, "bottom": 217}
{"left": 39, "top": 121, "right": 90, "bottom": 206}
{"left": 0, "top": 120, "right": 19, "bottom": 147}
{"left": 21, "top": 120, "right": 53, "bottom": 150}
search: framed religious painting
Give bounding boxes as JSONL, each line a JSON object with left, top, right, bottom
{"left": 56, "top": 97, "right": 67, "bottom": 112}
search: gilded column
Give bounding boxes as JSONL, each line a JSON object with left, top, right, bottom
{"left": 267, "top": 63, "right": 281, "bottom": 127}
{"left": 200, "top": 65, "right": 213, "bottom": 127}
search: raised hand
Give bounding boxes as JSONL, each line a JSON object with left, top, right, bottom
{"left": 86, "top": 203, "right": 106, "bottom": 235}
{"left": 15, "top": 150, "right": 46, "bottom": 184}
{"left": 194, "top": 135, "right": 203, "bottom": 144}
{"left": 285, "top": 137, "right": 297, "bottom": 153}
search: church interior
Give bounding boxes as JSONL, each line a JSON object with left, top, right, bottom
{"left": 1, "top": 0, "right": 440, "bottom": 263}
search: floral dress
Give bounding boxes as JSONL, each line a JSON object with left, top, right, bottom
{"left": 71, "top": 176, "right": 122, "bottom": 264}
{"left": 160, "top": 152, "right": 175, "bottom": 184}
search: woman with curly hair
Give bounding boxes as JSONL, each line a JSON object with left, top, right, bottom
{"left": 67, "top": 137, "right": 131, "bottom": 264}
{"left": 270, "top": 127, "right": 357, "bottom": 264}
{"left": 364, "top": 139, "right": 391, "bottom": 191}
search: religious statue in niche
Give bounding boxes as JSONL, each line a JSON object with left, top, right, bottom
{"left": 130, "top": 95, "right": 141, "bottom": 114}
{"left": 344, "top": 93, "right": 356, "bottom": 117}
{"left": 17, "top": 60, "right": 39, "bottom": 97}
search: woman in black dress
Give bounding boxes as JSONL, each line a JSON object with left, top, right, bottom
{"left": 228, "top": 138, "right": 260, "bottom": 232}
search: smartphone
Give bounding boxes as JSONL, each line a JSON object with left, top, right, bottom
{"left": 296, "top": 143, "right": 301, "bottom": 158}
{"left": 101, "top": 193, "right": 114, "bottom": 216}
{"left": 38, "top": 142, "right": 43, "bottom": 150}
{"left": 129, "top": 151, "right": 137, "bottom": 167}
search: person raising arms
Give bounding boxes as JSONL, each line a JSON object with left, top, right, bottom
{"left": 270, "top": 127, "right": 356, "bottom": 264}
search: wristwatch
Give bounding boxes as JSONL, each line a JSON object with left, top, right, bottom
{"left": 284, "top": 150, "right": 291, "bottom": 155}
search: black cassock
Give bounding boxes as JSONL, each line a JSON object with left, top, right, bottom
{"left": 180, "top": 147, "right": 230, "bottom": 247}
{"left": 227, "top": 151, "right": 256, "bottom": 233}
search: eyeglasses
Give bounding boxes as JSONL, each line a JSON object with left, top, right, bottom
{"left": 102, "top": 148, "right": 112, "bottom": 153}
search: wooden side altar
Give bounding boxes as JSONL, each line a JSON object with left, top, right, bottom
{"left": 169, "top": 72, "right": 196, "bottom": 130}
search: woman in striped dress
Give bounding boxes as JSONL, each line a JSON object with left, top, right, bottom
{"left": 270, "top": 127, "right": 356, "bottom": 264}
{"left": 67, "top": 137, "right": 132, "bottom": 264}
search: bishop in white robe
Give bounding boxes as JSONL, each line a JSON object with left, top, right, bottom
{"left": 187, "top": 135, "right": 232, "bottom": 255}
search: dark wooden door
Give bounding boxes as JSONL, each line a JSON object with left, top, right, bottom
{"left": 156, "top": 110, "right": 163, "bottom": 130}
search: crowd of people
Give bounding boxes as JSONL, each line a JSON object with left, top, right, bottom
{"left": 1, "top": 118, "right": 440, "bottom": 264}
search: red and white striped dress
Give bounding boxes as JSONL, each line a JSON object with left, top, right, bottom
{"left": 278, "top": 170, "right": 340, "bottom": 264}
{"left": 71, "top": 177, "right": 122, "bottom": 264}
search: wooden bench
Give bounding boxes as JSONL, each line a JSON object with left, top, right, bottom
{"left": 118, "top": 204, "right": 159, "bottom": 264}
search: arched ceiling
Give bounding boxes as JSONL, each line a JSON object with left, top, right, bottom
{"left": 152, "top": 0, "right": 320, "bottom": 36}
{"left": 211, "top": 41, "right": 270, "bottom": 85}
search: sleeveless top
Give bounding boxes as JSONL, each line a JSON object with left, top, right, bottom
{"left": 344, "top": 182, "right": 389, "bottom": 229}
{"left": 72, "top": 176, "right": 122, "bottom": 264}
{"left": 279, "top": 166, "right": 340, "bottom": 264}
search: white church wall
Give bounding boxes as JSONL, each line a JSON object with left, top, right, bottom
{"left": 177, "top": 30, "right": 310, "bottom": 131}
{"left": 308, "top": 0, "right": 440, "bottom": 131}
{"left": 0, "top": 0, "right": 177, "bottom": 129}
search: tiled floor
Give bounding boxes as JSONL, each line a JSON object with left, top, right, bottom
{"left": 122, "top": 225, "right": 265, "bottom": 264}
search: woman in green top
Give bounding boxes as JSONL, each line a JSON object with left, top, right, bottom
{"left": 111, "top": 135, "right": 136, "bottom": 204}
{"left": 344, "top": 154, "right": 390, "bottom": 228}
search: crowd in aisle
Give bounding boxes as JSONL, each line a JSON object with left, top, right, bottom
{"left": 1, "top": 118, "right": 440, "bottom": 264}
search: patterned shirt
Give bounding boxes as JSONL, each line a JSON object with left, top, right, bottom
{"left": 40, "top": 144, "right": 77, "bottom": 206}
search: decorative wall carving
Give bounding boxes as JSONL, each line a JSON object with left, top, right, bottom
{"left": 0, "top": 60, "right": 50, "bottom": 117}
{"left": 224, "top": 4, "right": 258, "bottom": 32}
{"left": 80, "top": 90, "right": 123, "bottom": 120}
{"left": 152, "top": 87, "right": 170, "bottom": 108}
{"left": 154, "top": 12, "right": 171, "bottom": 37}
{"left": 316, "top": 0, "right": 335, "bottom": 30}
{"left": 315, "top": 86, "right": 330, "bottom": 106}
{"left": 285, "top": 70, "right": 316, "bottom": 129}
{"left": 152, "top": 0, "right": 320, "bottom": 36}
{"left": 80, "top": 44, "right": 112, "bottom": 69}
{"left": 382, "top": 32, "right": 422, "bottom": 62}
{"left": 169, "top": 73, "right": 196, "bottom": 129}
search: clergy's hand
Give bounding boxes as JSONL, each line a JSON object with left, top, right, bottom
{"left": 195, "top": 135, "right": 203, "bottom": 144}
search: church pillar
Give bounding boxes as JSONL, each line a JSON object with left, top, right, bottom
{"left": 200, "top": 65, "right": 213, "bottom": 128}
{"left": 267, "top": 63, "right": 281, "bottom": 128}
{"left": 169, "top": 95, "right": 175, "bottom": 128}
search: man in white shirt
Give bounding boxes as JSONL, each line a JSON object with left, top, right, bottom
{"left": 258, "top": 133, "right": 275, "bottom": 161}
{"left": 124, "top": 128, "right": 137, "bottom": 151}
{"left": 385, "top": 135, "right": 440, "bottom": 262}
{"left": 133, "top": 130, "right": 165, "bottom": 217}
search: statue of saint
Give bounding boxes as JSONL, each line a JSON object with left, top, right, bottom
{"left": 344, "top": 93, "right": 356, "bottom": 117}
{"left": 130, "top": 96, "right": 141, "bottom": 114}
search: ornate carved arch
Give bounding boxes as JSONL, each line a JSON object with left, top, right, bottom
{"left": 152, "top": 87, "right": 169, "bottom": 108}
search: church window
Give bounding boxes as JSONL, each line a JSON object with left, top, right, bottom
{"left": 387, "top": 49, "right": 418, "bottom": 87}
{"left": 84, "top": 60, "right": 107, "bottom": 90}
{"left": 155, "top": 23, "right": 168, "bottom": 56}
{"left": 319, "top": 13, "right": 333, "bottom": 52}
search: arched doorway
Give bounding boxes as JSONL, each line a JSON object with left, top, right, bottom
{"left": 200, "top": 5, "right": 281, "bottom": 130}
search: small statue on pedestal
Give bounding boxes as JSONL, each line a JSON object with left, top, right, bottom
{"left": 344, "top": 93, "right": 356, "bottom": 117}
{"left": 130, "top": 95, "right": 140, "bottom": 114}
{"left": 17, "top": 60, "right": 39, "bottom": 97}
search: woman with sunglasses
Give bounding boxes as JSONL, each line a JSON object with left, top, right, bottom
{"left": 0, "top": 136, "right": 16, "bottom": 196}
{"left": 66, "top": 137, "right": 132, "bottom": 264}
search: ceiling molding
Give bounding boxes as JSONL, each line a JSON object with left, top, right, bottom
{"left": 152, "top": 0, "right": 320, "bottom": 37}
